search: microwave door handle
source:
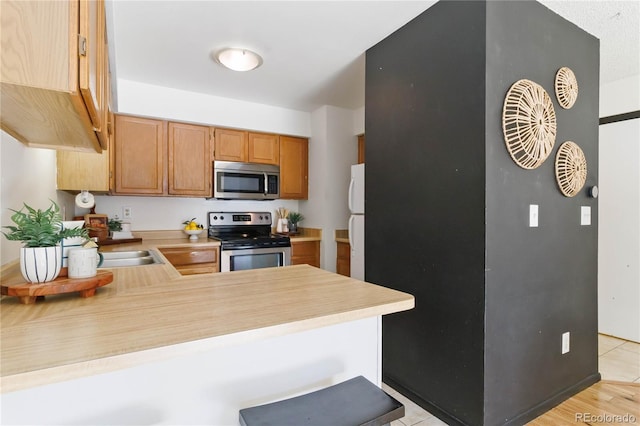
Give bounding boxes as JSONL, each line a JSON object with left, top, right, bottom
{"left": 264, "top": 172, "right": 268, "bottom": 196}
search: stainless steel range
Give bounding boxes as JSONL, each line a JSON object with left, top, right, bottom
{"left": 208, "top": 212, "right": 291, "bottom": 272}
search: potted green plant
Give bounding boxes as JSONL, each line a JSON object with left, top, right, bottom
{"left": 108, "top": 217, "right": 123, "bottom": 233}
{"left": 287, "top": 212, "right": 304, "bottom": 233}
{"left": 2, "top": 201, "right": 89, "bottom": 283}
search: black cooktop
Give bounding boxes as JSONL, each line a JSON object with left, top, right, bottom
{"left": 209, "top": 228, "right": 290, "bottom": 250}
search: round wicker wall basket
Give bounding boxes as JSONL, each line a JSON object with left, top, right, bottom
{"left": 555, "top": 67, "right": 578, "bottom": 109}
{"left": 555, "top": 141, "right": 587, "bottom": 197}
{"left": 502, "top": 79, "right": 557, "bottom": 169}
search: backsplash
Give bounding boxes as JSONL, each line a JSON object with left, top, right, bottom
{"left": 82, "top": 195, "right": 300, "bottom": 231}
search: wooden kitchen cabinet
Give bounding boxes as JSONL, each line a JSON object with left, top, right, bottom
{"left": 56, "top": 125, "right": 112, "bottom": 191}
{"left": 114, "top": 115, "right": 166, "bottom": 195}
{"left": 214, "top": 128, "right": 279, "bottom": 166}
{"left": 357, "top": 134, "right": 365, "bottom": 164}
{"left": 1, "top": 0, "right": 109, "bottom": 152}
{"left": 291, "top": 240, "right": 320, "bottom": 267}
{"left": 248, "top": 132, "right": 279, "bottom": 165}
{"left": 159, "top": 246, "right": 219, "bottom": 275}
{"left": 168, "top": 122, "right": 213, "bottom": 196}
{"left": 336, "top": 241, "right": 351, "bottom": 277}
{"left": 280, "top": 136, "right": 309, "bottom": 199}
{"left": 79, "top": 0, "right": 108, "bottom": 148}
{"left": 57, "top": 53, "right": 113, "bottom": 192}
{"left": 214, "top": 128, "right": 248, "bottom": 162}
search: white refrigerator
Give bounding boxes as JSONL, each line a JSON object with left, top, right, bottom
{"left": 348, "top": 164, "right": 365, "bottom": 280}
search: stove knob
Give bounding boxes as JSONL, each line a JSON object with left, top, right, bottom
{"left": 220, "top": 215, "right": 224, "bottom": 220}
{"left": 213, "top": 216, "right": 218, "bottom": 220}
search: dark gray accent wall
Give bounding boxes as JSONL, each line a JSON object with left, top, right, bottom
{"left": 365, "top": 1, "right": 600, "bottom": 425}
{"left": 484, "top": 2, "right": 599, "bottom": 425}
{"left": 366, "top": 1, "right": 487, "bottom": 424}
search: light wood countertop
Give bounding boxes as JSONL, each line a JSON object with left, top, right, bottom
{"left": 1, "top": 238, "right": 413, "bottom": 393}
{"left": 288, "top": 227, "right": 322, "bottom": 242}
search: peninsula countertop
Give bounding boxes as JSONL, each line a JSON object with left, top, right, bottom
{"left": 0, "top": 240, "right": 414, "bottom": 393}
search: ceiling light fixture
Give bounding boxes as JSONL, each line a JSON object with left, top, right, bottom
{"left": 215, "top": 48, "right": 263, "bottom": 72}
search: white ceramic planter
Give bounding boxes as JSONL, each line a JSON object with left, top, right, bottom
{"left": 20, "top": 246, "right": 62, "bottom": 283}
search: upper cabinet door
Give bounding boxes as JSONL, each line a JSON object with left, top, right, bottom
{"left": 214, "top": 128, "right": 248, "bottom": 162}
{"left": 0, "top": 0, "right": 105, "bottom": 151}
{"left": 280, "top": 136, "right": 309, "bottom": 200}
{"left": 114, "top": 115, "right": 166, "bottom": 195}
{"left": 358, "top": 134, "right": 365, "bottom": 164}
{"left": 168, "top": 122, "right": 213, "bottom": 196}
{"left": 79, "top": 0, "right": 106, "bottom": 148}
{"left": 248, "top": 132, "right": 279, "bottom": 165}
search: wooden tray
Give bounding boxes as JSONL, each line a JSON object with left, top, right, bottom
{"left": 1, "top": 269, "right": 113, "bottom": 305}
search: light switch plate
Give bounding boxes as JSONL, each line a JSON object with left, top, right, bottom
{"left": 562, "top": 332, "right": 570, "bottom": 354}
{"left": 529, "top": 204, "right": 539, "bottom": 227}
{"left": 581, "top": 206, "right": 591, "bottom": 226}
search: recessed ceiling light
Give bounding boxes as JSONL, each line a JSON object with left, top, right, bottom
{"left": 214, "top": 48, "right": 263, "bottom": 72}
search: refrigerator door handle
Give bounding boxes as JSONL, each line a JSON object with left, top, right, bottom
{"left": 348, "top": 178, "right": 355, "bottom": 212}
{"left": 348, "top": 216, "right": 355, "bottom": 248}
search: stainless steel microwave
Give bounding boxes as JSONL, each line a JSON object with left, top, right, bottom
{"left": 212, "top": 161, "right": 280, "bottom": 200}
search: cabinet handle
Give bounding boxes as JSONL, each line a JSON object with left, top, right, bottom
{"left": 78, "top": 35, "right": 87, "bottom": 56}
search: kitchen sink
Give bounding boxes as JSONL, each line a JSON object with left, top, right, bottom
{"left": 100, "top": 250, "right": 163, "bottom": 268}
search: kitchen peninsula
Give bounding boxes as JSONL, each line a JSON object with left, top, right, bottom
{"left": 0, "top": 241, "right": 414, "bottom": 425}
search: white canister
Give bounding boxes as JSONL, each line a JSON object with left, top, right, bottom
{"left": 67, "top": 247, "right": 104, "bottom": 279}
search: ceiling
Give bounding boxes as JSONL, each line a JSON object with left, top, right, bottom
{"left": 108, "top": 1, "right": 639, "bottom": 113}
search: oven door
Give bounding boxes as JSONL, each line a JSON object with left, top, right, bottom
{"left": 221, "top": 246, "right": 291, "bottom": 272}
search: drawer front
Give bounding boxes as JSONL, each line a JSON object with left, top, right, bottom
{"left": 291, "top": 241, "right": 318, "bottom": 257}
{"left": 160, "top": 247, "right": 218, "bottom": 266}
{"left": 291, "top": 241, "right": 320, "bottom": 268}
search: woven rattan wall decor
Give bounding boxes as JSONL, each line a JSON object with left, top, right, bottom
{"left": 555, "top": 141, "right": 587, "bottom": 197}
{"left": 502, "top": 79, "right": 557, "bottom": 169}
{"left": 554, "top": 67, "right": 578, "bottom": 109}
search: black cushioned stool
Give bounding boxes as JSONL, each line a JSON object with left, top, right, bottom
{"left": 239, "top": 376, "right": 404, "bottom": 426}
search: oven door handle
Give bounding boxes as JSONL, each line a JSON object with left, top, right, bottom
{"left": 264, "top": 172, "right": 268, "bottom": 196}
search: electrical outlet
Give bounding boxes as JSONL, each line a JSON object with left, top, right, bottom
{"left": 562, "top": 332, "right": 570, "bottom": 354}
{"left": 123, "top": 206, "right": 132, "bottom": 220}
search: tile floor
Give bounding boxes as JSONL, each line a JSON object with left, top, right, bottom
{"left": 384, "top": 334, "right": 640, "bottom": 426}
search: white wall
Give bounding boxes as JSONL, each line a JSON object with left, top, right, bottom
{"left": 118, "top": 79, "right": 311, "bottom": 137}
{"left": 0, "top": 133, "right": 74, "bottom": 265}
{"left": 89, "top": 196, "right": 300, "bottom": 232}
{"left": 598, "top": 74, "right": 640, "bottom": 342}
{"left": 599, "top": 75, "right": 640, "bottom": 117}
{"left": 353, "top": 106, "right": 365, "bottom": 135}
{"left": 305, "top": 106, "right": 358, "bottom": 271}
